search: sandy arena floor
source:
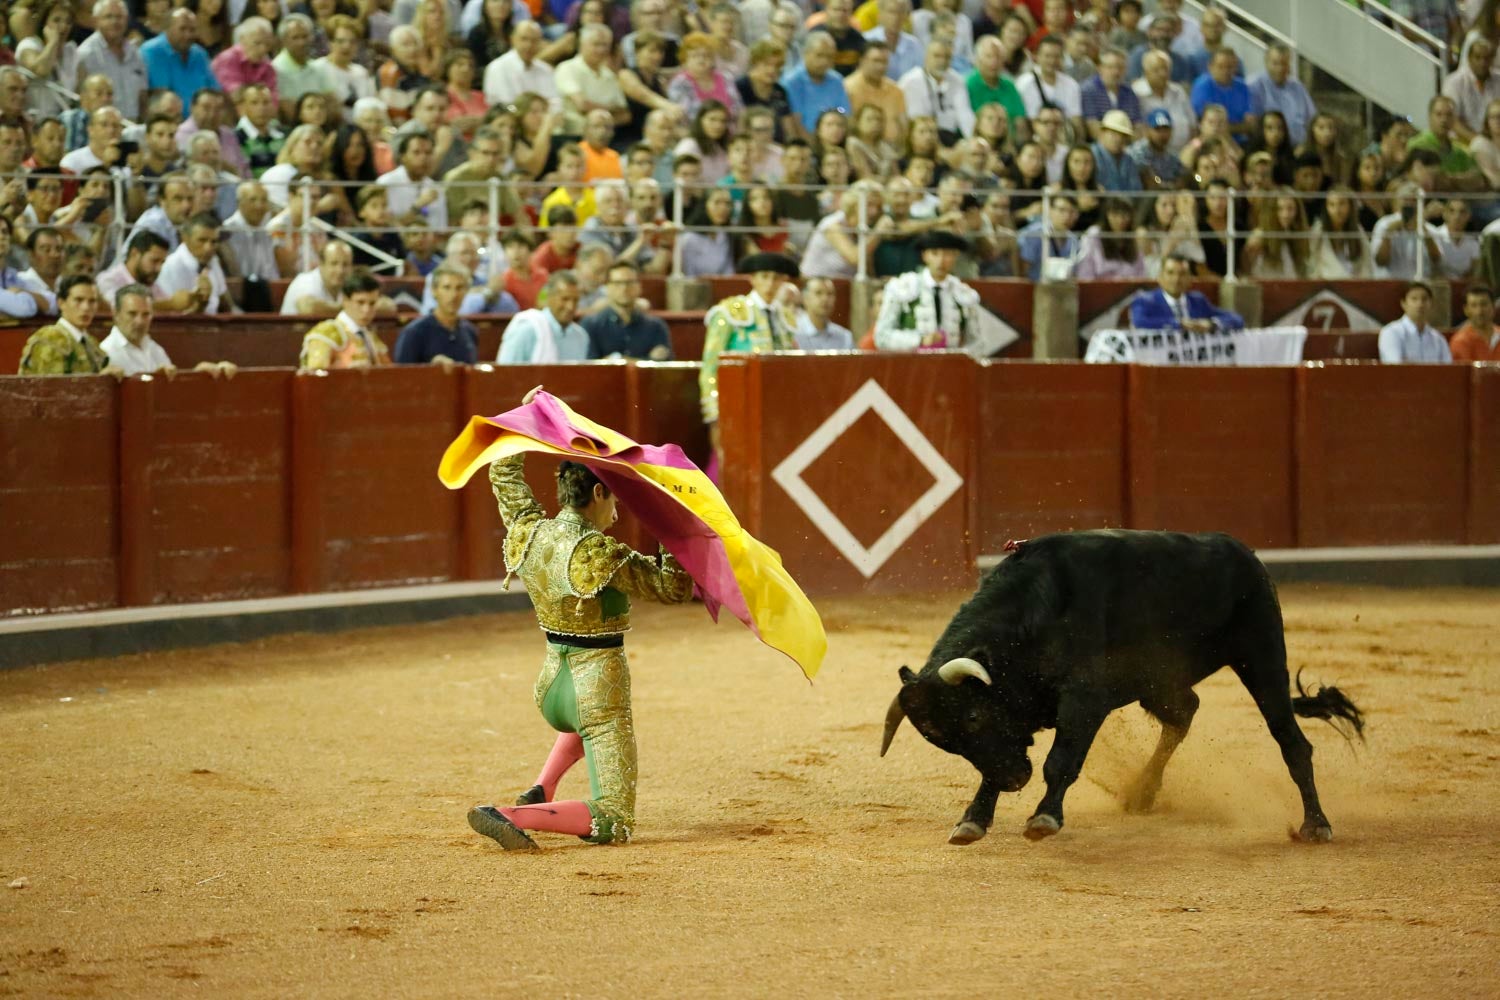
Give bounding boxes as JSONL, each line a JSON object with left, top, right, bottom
{"left": 1, "top": 583, "right": 1497, "bottom": 998}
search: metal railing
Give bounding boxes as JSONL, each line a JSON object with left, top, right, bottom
{"left": 6, "top": 170, "right": 1488, "bottom": 293}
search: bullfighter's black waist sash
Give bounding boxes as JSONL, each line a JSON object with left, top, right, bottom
{"left": 546, "top": 631, "right": 625, "bottom": 649}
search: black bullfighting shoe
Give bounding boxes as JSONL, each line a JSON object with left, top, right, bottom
{"left": 468, "top": 805, "right": 539, "bottom": 851}
{"left": 515, "top": 784, "right": 547, "bottom": 806}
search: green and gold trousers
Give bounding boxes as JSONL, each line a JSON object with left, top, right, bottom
{"left": 534, "top": 640, "right": 636, "bottom": 844}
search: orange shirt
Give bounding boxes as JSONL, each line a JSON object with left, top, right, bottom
{"left": 1450, "top": 322, "right": 1500, "bottom": 361}
{"left": 582, "top": 143, "right": 623, "bottom": 182}
{"left": 532, "top": 241, "right": 577, "bottom": 274}
{"left": 505, "top": 265, "right": 550, "bottom": 311}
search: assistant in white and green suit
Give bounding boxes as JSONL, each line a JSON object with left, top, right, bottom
{"left": 873, "top": 231, "right": 982, "bottom": 352}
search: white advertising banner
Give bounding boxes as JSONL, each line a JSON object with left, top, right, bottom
{"left": 1083, "top": 326, "right": 1309, "bottom": 366}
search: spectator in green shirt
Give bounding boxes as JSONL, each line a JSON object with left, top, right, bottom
{"left": 967, "top": 36, "right": 1026, "bottom": 139}
{"left": 1407, "top": 93, "right": 1490, "bottom": 191}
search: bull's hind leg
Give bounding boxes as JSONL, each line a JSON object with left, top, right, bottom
{"left": 1124, "top": 687, "right": 1200, "bottom": 814}
{"left": 1231, "top": 661, "right": 1332, "bottom": 843}
{"left": 1025, "top": 698, "right": 1109, "bottom": 840}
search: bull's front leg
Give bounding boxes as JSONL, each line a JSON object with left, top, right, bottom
{"left": 949, "top": 775, "right": 1003, "bottom": 845}
{"left": 1026, "top": 699, "right": 1109, "bottom": 841}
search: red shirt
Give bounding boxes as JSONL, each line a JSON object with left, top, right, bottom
{"left": 532, "top": 241, "right": 577, "bottom": 273}
{"left": 1450, "top": 322, "right": 1500, "bottom": 361}
{"left": 505, "top": 265, "right": 550, "bottom": 311}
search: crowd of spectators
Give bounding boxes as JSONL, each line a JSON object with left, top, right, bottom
{"left": 3, "top": 0, "right": 1499, "bottom": 370}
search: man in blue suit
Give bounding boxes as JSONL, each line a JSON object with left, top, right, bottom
{"left": 1129, "top": 255, "right": 1243, "bottom": 331}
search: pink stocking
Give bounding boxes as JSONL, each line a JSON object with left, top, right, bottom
{"left": 499, "top": 800, "right": 594, "bottom": 836}
{"left": 534, "top": 731, "right": 585, "bottom": 801}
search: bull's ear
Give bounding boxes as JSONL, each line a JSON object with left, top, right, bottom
{"left": 898, "top": 666, "right": 916, "bottom": 684}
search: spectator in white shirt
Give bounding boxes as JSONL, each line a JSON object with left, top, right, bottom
{"left": 1018, "top": 35, "right": 1084, "bottom": 135}
{"left": 898, "top": 39, "right": 975, "bottom": 141}
{"left": 1133, "top": 49, "right": 1196, "bottom": 153}
{"left": 483, "top": 20, "right": 561, "bottom": 110}
{"left": 377, "top": 130, "right": 448, "bottom": 232}
{"left": 555, "top": 24, "right": 630, "bottom": 135}
{"left": 59, "top": 105, "right": 126, "bottom": 174}
{"left": 793, "top": 276, "right": 855, "bottom": 349}
{"left": 281, "top": 241, "right": 352, "bottom": 316}
{"left": 101, "top": 282, "right": 238, "bottom": 377}
{"left": 1437, "top": 198, "right": 1480, "bottom": 278}
{"left": 76, "top": 0, "right": 148, "bottom": 120}
{"left": 1442, "top": 36, "right": 1500, "bottom": 141}
{"left": 222, "top": 180, "right": 280, "bottom": 279}
{"left": 156, "top": 213, "right": 232, "bottom": 313}
{"left": 312, "top": 14, "right": 376, "bottom": 111}
{"left": 1371, "top": 183, "right": 1444, "bottom": 280}
{"left": 100, "top": 283, "right": 174, "bottom": 374}
{"left": 1378, "top": 281, "right": 1453, "bottom": 363}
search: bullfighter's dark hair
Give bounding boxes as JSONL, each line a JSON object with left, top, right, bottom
{"left": 342, "top": 268, "right": 381, "bottom": 297}
{"left": 57, "top": 273, "right": 96, "bottom": 300}
{"left": 557, "top": 461, "right": 610, "bottom": 510}
{"left": 1403, "top": 280, "right": 1433, "bottom": 300}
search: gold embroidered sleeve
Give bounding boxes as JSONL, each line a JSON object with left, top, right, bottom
{"left": 18, "top": 327, "right": 73, "bottom": 375}
{"left": 298, "top": 321, "right": 341, "bottom": 371}
{"left": 489, "top": 455, "right": 545, "bottom": 568}
{"left": 698, "top": 306, "right": 733, "bottom": 424}
{"left": 570, "top": 534, "right": 694, "bottom": 605}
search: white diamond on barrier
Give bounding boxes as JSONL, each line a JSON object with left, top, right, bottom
{"left": 771, "top": 379, "right": 964, "bottom": 579}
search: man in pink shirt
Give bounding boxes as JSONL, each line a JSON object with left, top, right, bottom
{"left": 210, "top": 18, "right": 279, "bottom": 105}
{"left": 175, "top": 88, "right": 249, "bottom": 177}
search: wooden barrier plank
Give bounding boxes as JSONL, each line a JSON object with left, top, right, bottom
{"left": 144, "top": 370, "right": 295, "bottom": 603}
{"left": 971, "top": 280, "right": 1034, "bottom": 358}
{"left": 0, "top": 377, "right": 120, "bottom": 615}
{"left": 1468, "top": 363, "right": 1500, "bottom": 544}
{"left": 308, "top": 366, "right": 466, "bottom": 589}
{"left": 1301, "top": 331, "right": 1379, "bottom": 360}
{"left": 1128, "top": 366, "right": 1296, "bottom": 548}
{"left": 1260, "top": 280, "right": 1408, "bottom": 329}
{"left": 1297, "top": 363, "right": 1470, "bottom": 546}
{"left": 725, "top": 353, "right": 975, "bottom": 593}
{"left": 975, "top": 361, "right": 1126, "bottom": 553}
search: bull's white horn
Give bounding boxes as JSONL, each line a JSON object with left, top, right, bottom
{"left": 937, "top": 657, "right": 992, "bottom": 686}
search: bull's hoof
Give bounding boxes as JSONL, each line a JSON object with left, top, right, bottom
{"left": 1023, "top": 814, "right": 1061, "bottom": 841}
{"left": 948, "top": 820, "right": 987, "bottom": 845}
{"left": 1293, "top": 821, "right": 1333, "bottom": 844}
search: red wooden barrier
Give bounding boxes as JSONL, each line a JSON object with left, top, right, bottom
{"left": 1469, "top": 363, "right": 1500, "bottom": 544}
{"left": 0, "top": 377, "right": 120, "bottom": 613}
{"left": 974, "top": 361, "right": 1126, "bottom": 552}
{"left": 1260, "top": 279, "right": 1412, "bottom": 330}
{"left": 1302, "top": 330, "right": 1380, "bottom": 360}
{"left": 972, "top": 280, "right": 1035, "bottom": 358}
{"left": 1127, "top": 366, "right": 1297, "bottom": 548}
{"left": 291, "top": 366, "right": 468, "bottom": 591}
{"left": 1297, "top": 362, "right": 1470, "bottom": 546}
{"left": 119, "top": 370, "right": 295, "bottom": 604}
{"left": 719, "top": 353, "right": 975, "bottom": 594}
{"left": 3, "top": 358, "right": 1496, "bottom": 618}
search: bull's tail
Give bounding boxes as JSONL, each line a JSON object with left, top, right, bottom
{"left": 1291, "top": 670, "right": 1365, "bottom": 744}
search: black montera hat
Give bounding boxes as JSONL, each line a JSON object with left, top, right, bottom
{"left": 737, "top": 252, "right": 801, "bottom": 277}
{"left": 916, "top": 231, "right": 970, "bottom": 253}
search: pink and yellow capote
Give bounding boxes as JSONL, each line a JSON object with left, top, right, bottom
{"left": 438, "top": 391, "right": 826, "bottom": 681}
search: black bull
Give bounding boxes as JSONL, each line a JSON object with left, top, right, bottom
{"left": 881, "top": 530, "right": 1365, "bottom": 844}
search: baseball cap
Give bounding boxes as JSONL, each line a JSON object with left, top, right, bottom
{"left": 1146, "top": 108, "right": 1172, "bottom": 128}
